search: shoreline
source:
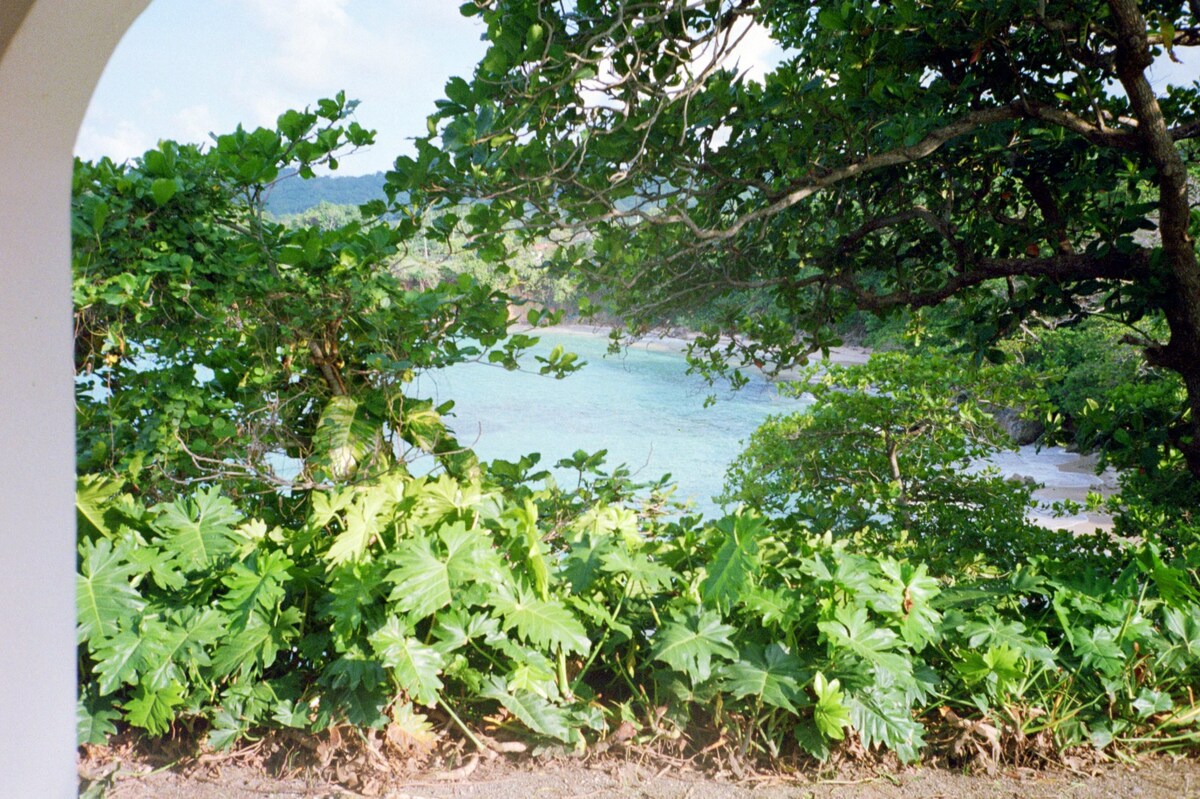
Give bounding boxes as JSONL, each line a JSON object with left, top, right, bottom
{"left": 522, "top": 322, "right": 1119, "bottom": 533}
{"left": 524, "top": 321, "right": 872, "bottom": 369}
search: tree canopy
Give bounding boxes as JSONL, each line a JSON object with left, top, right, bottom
{"left": 390, "top": 0, "right": 1200, "bottom": 480}
{"left": 73, "top": 93, "right": 570, "bottom": 516}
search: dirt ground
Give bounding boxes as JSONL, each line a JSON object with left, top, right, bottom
{"left": 82, "top": 754, "right": 1200, "bottom": 799}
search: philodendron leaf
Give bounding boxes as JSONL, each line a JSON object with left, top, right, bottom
{"left": 701, "top": 513, "right": 764, "bottom": 608}
{"left": 77, "top": 695, "right": 120, "bottom": 746}
{"left": 220, "top": 550, "right": 294, "bottom": 629}
{"left": 326, "top": 481, "right": 395, "bottom": 566}
{"left": 386, "top": 536, "right": 451, "bottom": 619}
{"left": 310, "top": 395, "right": 384, "bottom": 481}
{"left": 76, "top": 474, "right": 124, "bottom": 539}
{"left": 718, "top": 643, "right": 803, "bottom": 713}
{"left": 875, "top": 559, "right": 942, "bottom": 651}
{"left": 480, "top": 676, "right": 572, "bottom": 741}
{"left": 123, "top": 681, "right": 186, "bottom": 736}
{"left": 151, "top": 487, "right": 242, "bottom": 570}
{"left": 652, "top": 607, "right": 738, "bottom": 683}
{"left": 386, "top": 522, "right": 496, "bottom": 620}
{"left": 369, "top": 616, "right": 445, "bottom": 707}
{"left": 77, "top": 537, "right": 145, "bottom": 645}
{"left": 818, "top": 606, "right": 910, "bottom": 677}
{"left": 847, "top": 687, "right": 924, "bottom": 763}
{"left": 491, "top": 584, "right": 590, "bottom": 655}
{"left": 812, "top": 671, "right": 851, "bottom": 741}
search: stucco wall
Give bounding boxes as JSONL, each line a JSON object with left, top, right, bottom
{"left": 0, "top": 1, "right": 36, "bottom": 58}
{"left": 0, "top": 2, "right": 149, "bottom": 795}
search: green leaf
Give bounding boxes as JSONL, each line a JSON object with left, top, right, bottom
{"left": 1073, "top": 626, "right": 1125, "bottom": 678}
{"left": 491, "top": 584, "right": 590, "bottom": 655}
{"left": 480, "top": 676, "right": 572, "bottom": 741}
{"left": 369, "top": 616, "right": 445, "bottom": 707}
{"left": 76, "top": 474, "right": 124, "bottom": 538}
{"left": 954, "top": 644, "right": 1024, "bottom": 695}
{"left": 1162, "top": 606, "right": 1200, "bottom": 669}
{"left": 700, "top": 513, "right": 763, "bottom": 608}
{"left": 599, "top": 547, "right": 675, "bottom": 594}
{"left": 310, "top": 396, "right": 384, "bottom": 481}
{"left": 432, "top": 608, "right": 501, "bottom": 653}
{"left": 1132, "top": 687, "right": 1174, "bottom": 719}
{"left": 876, "top": 560, "right": 941, "bottom": 651}
{"left": 718, "top": 643, "right": 803, "bottom": 712}
{"left": 78, "top": 695, "right": 120, "bottom": 745}
{"left": 327, "top": 682, "right": 389, "bottom": 728}
{"left": 150, "top": 178, "right": 179, "bottom": 206}
{"left": 77, "top": 537, "right": 145, "bottom": 644}
{"left": 818, "top": 606, "right": 909, "bottom": 677}
{"left": 848, "top": 688, "right": 924, "bottom": 763}
{"left": 325, "top": 482, "right": 394, "bottom": 566}
{"left": 92, "top": 623, "right": 155, "bottom": 696}
{"left": 795, "top": 719, "right": 832, "bottom": 761}
{"left": 812, "top": 672, "right": 852, "bottom": 741}
{"left": 210, "top": 610, "right": 299, "bottom": 679}
{"left": 207, "top": 710, "right": 245, "bottom": 751}
{"left": 652, "top": 608, "right": 738, "bottom": 683}
{"left": 960, "top": 614, "right": 1056, "bottom": 667}
{"left": 386, "top": 522, "right": 495, "bottom": 620}
{"left": 220, "top": 550, "right": 293, "bottom": 629}
{"left": 140, "top": 607, "right": 223, "bottom": 691}
{"left": 123, "top": 681, "right": 186, "bottom": 736}
{"left": 151, "top": 487, "right": 242, "bottom": 570}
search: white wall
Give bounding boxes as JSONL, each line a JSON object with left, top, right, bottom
{"left": 0, "top": 2, "right": 149, "bottom": 795}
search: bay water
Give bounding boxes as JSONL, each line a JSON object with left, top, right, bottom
{"left": 415, "top": 328, "right": 806, "bottom": 515}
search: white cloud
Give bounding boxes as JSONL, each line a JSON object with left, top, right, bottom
{"left": 172, "top": 104, "right": 219, "bottom": 146}
{"left": 245, "top": 0, "right": 355, "bottom": 90}
{"left": 727, "top": 20, "right": 781, "bottom": 84}
{"left": 74, "top": 118, "right": 153, "bottom": 164}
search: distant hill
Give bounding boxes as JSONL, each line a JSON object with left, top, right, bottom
{"left": 263, "top": 171, "right": 387, "bottom": 216}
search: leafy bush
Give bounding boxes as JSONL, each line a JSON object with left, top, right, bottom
{"left": 721, "top": 351, "right": 1069, "bottom": 573}
{"left": 78, "top": 464, "right": 1200, "bottom": 766}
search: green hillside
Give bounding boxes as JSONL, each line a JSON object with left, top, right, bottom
{"left": 263, "top": 170, "right": 386, "bottom": 215}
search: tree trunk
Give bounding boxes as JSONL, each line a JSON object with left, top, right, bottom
{"left": 1109, "top": 0, "right": 1200, "bottom": 479}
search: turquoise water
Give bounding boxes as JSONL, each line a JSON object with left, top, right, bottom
{"left": 415, "top": 329, "right": 807, "bottom": 515}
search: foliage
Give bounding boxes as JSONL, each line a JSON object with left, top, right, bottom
{"left": 394, "top": 0, "right": 1200, "bottom": 482}
{"left": 722, "top": 350, "right": 1067, "bottom": 572}
{"left": 72, "top": 94, "right": 574, "bottom": 518}
{"left": 1005, "top": 317, "right": 1173, "bottom": 450}
{"left": 77, "top": 467, "right": 1200, "bottom": 765}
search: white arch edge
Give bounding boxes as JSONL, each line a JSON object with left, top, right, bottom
{"left": 0, "top": 2, "right": 150, "bottom": 795}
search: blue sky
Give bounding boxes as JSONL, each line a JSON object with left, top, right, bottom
{"left": 77, "top": 1, "right": 489, "bottom": 175}
{"left": 78, "top": 1, "right": 1200, "bottom": 177}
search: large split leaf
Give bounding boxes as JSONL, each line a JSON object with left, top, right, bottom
{"left": 76, "top": 474, "right": 125, "bottom": 539}
{"left": 123, "top": 681, "right": 186, "bottom": 736}
{"left": 652, "top": 608, "right": 738, "bottom": 683}
{"left": 490, "top": 584, "right": 590, "bottom": 655}
{"left": 151, "top": 487, "right": 242, "bottom": 570}
{"left": 700, "top": 513, "right": 764, "bottom": 608}
{"left": 310, "top": 395, "right": 385, "bottom": 481}
{"left": 326, "top": 482, "right": 395, "bottom": 565}
{"left": 369, "top": 616, "right": 445, "bottom": 706}
{"left": 848, "top": 686, "right": 924, "bottom": 763}
{"left": 480, "top": 676, "right": 572, "bottom": 741}
{"left": 220, "top": 550, "right": 294, "bottom": 629}
{"left": 386, "top": 522, "right": 495, "bottom": 620}
{"left": 718, "top": 642, "right": 803, "bottom": 712}
{"left": 812, "top": 671, "right": 852, "bottom": 741}
{"left": 818, "top": 606, "right": 910, "bottom": 678}
{"left": 77, "top": 537, "right": 145, "bottom": 644}
{"left": 210, "top": 608, "right": 300, "bottom": 679}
